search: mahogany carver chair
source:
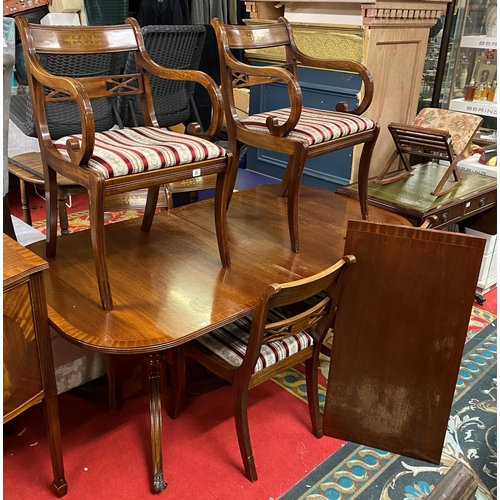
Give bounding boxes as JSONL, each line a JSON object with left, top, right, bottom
{"left": 211, "top": 17, "right": 380, "bottom": 253}
{"left": 169, "top": 255, "right": 355, "bottom": 482}
{"left": 16, "top": 17, "right": 233, "bottom": 310}
{"left": 375, "top": 107, "right": 483, "bottom": 196}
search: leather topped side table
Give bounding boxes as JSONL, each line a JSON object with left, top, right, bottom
{"left": 336, "top": 162, "right": 497, "bottom": 231}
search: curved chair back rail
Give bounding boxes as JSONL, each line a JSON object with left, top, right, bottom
{"left": 16, "top": 16, "right": 231, "bottom": 311}
{"left": 211, "top": 17, "right": 379, "bottom": 254}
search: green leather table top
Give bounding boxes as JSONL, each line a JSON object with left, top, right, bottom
{"left": 340, "top": 163, "right": 497, "bottom": 213}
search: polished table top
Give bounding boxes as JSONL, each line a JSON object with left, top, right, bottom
{"left": 28, "top": 184, "right": 410, "bottom": 355}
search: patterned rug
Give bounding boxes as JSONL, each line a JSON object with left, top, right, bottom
{"left": 32, "top": 209, "right": 145, "bottom": 235}
{"left": 275, "top": 308, "right": 497, "bottom": 500}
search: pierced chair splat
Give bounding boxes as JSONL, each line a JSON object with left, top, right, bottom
{"left": 169, "top": 255, "right": 355, "bottom": 482}
{"left": 211, "top": 17, "right": 379, "bottom": 253}
{"left": 16, "top": 17, "right": 233, "bottom": 310}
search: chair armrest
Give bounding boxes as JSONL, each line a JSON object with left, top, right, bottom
{"left": 224, "top": 55, "right": 303, "bottom": 138}
{"left": 21, "top": 61, "right": 95, "bottom": 167}
{"left": 280, "top": 18, "right": 374, "bottom": 116}
{"left": 140, "top": 56, "right": 224, "bottom": 141}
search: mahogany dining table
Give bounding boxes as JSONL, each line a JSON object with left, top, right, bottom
{"left": 28, "top": 183, "right": 410, "bottom": 493}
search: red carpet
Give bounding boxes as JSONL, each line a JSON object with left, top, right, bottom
{"left": 4, "top": 378, "right": 344, "bottom": 499}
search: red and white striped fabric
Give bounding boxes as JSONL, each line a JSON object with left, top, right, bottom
{"left": 241, "top": 107, "right": 376, "bottom": 146}
{"left": 54, "top": 126, "right": 226, "bottom": 180}
{"left": 195, "top": 309, "right": 314, "bottom": 373}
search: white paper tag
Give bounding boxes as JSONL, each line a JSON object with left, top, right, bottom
{"left": 192, "top": 169, "right": 201, "bottom": 177}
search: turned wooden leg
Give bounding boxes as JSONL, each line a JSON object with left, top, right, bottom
{"left": 42, "top": 396, "right": 68, "bottom": 497}
{"left": 305, "top": 356, "right": 323, "bottom": 438}
{"left": 233, "top": 383, "right": 257, "bottom": 482}
{"left": 357, "top": 126, "right": 380, "bottom": 221}
{"left": 88, "top": 180, "right": 112, "bottom": 310}
{"left": 143, "top": 352, "right": 167, "bottom": 493}
{"left": 57, "top": 188, "right": 69, "bottom": 235}
{"left": 19, "top": 178, "right": 32, "bottom": 226}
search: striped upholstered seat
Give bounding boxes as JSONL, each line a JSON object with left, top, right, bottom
{"left": 54, "top": 127, "right": 227, "bottom": 180}
{"left": 241, "top": 108, "right": 377, "bottom": 146}
{"left": 195, "top": 309, "right": 314, "bottom": 373}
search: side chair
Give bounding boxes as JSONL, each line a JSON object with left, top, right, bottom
{"left": 211, "top": 17, "right": 380, "bottom": 253}
{"left": 16, "top": 17, "right": 233, "bottom": 310}
{"left": 169, "top": 255, "right": 355, "bottom": 482}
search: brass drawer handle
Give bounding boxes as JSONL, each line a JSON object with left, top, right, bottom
{"left": 479, "top": 197, "right": 485, "bottom": 207}
{"left": 441, "top": 212, "right": 448, "bottom": 222}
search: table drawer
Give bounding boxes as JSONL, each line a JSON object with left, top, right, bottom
{"left": 432, "top": 204, "right": 466, "bottom": 226}
{"left": 464, "top": 192, "right": 497, "bottom": 215}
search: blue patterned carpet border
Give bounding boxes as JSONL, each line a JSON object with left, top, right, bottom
{"left": 279, "top": 321, "right": 497, "bottom": 500}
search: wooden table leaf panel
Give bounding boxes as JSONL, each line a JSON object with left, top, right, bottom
{"left": 323, "top": 220, "right": 485, "bottom": 463}
{"left": 3, "top": 234, "right": 67, "bottom": 497}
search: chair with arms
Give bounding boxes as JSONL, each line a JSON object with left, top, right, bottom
{"left": 211, "top": 17, "right": 379, "bottom": 253}
{"left": 16, "top": 17, "right": 232, "bottom": 310}
{"left": 169, "top": 255, "right": 355, "bottom": 482}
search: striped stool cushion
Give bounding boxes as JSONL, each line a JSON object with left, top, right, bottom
{"left": 241, "top": 107, "right": 376, "bottom": 146}
{"left": 195, "top": 309, "right": 314, "bottom": 373}
{"left": 54, "top": 126, "right": 226, "bottom": 180}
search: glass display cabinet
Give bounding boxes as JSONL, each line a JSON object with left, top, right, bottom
{"left": 445, "top": 0, "right": 497, "bottom": 126}
{"left": 420, "top": 0, "right": 497, "bottom": 173}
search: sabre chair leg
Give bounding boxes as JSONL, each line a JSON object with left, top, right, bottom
{"left": 233, "top": 383, "right": 257, "bottom": 482}
{"left": 88, "top": 183, "right": 113, "bottom": 310}
{"left": 168, "top": 347, "right": 185, "bottom": 420}
{"left": 144, "top": 352, "right": 168, "bottom": 493}
{"left": 45, "top": 165, "right": 59, "bottom": 258}
{"left": 280, "top": 155, "right": 294, "bottom": 197}
{"left": 286, "top": 145, "right": 308, "bottom": 254}
{"left": 142, "top": 185, "right": 160, "bottom": 232}
{"left": 357, "top": 126, "right": 380, "bottom": 220}
{"left": 305, "top": 356, "right": 323, "bottom": 438}
{"left": 214, "top": 170, "right": 231, "bottom": 268}
{"left": 225, "top": 140, "right": 242, "bottom": 211}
